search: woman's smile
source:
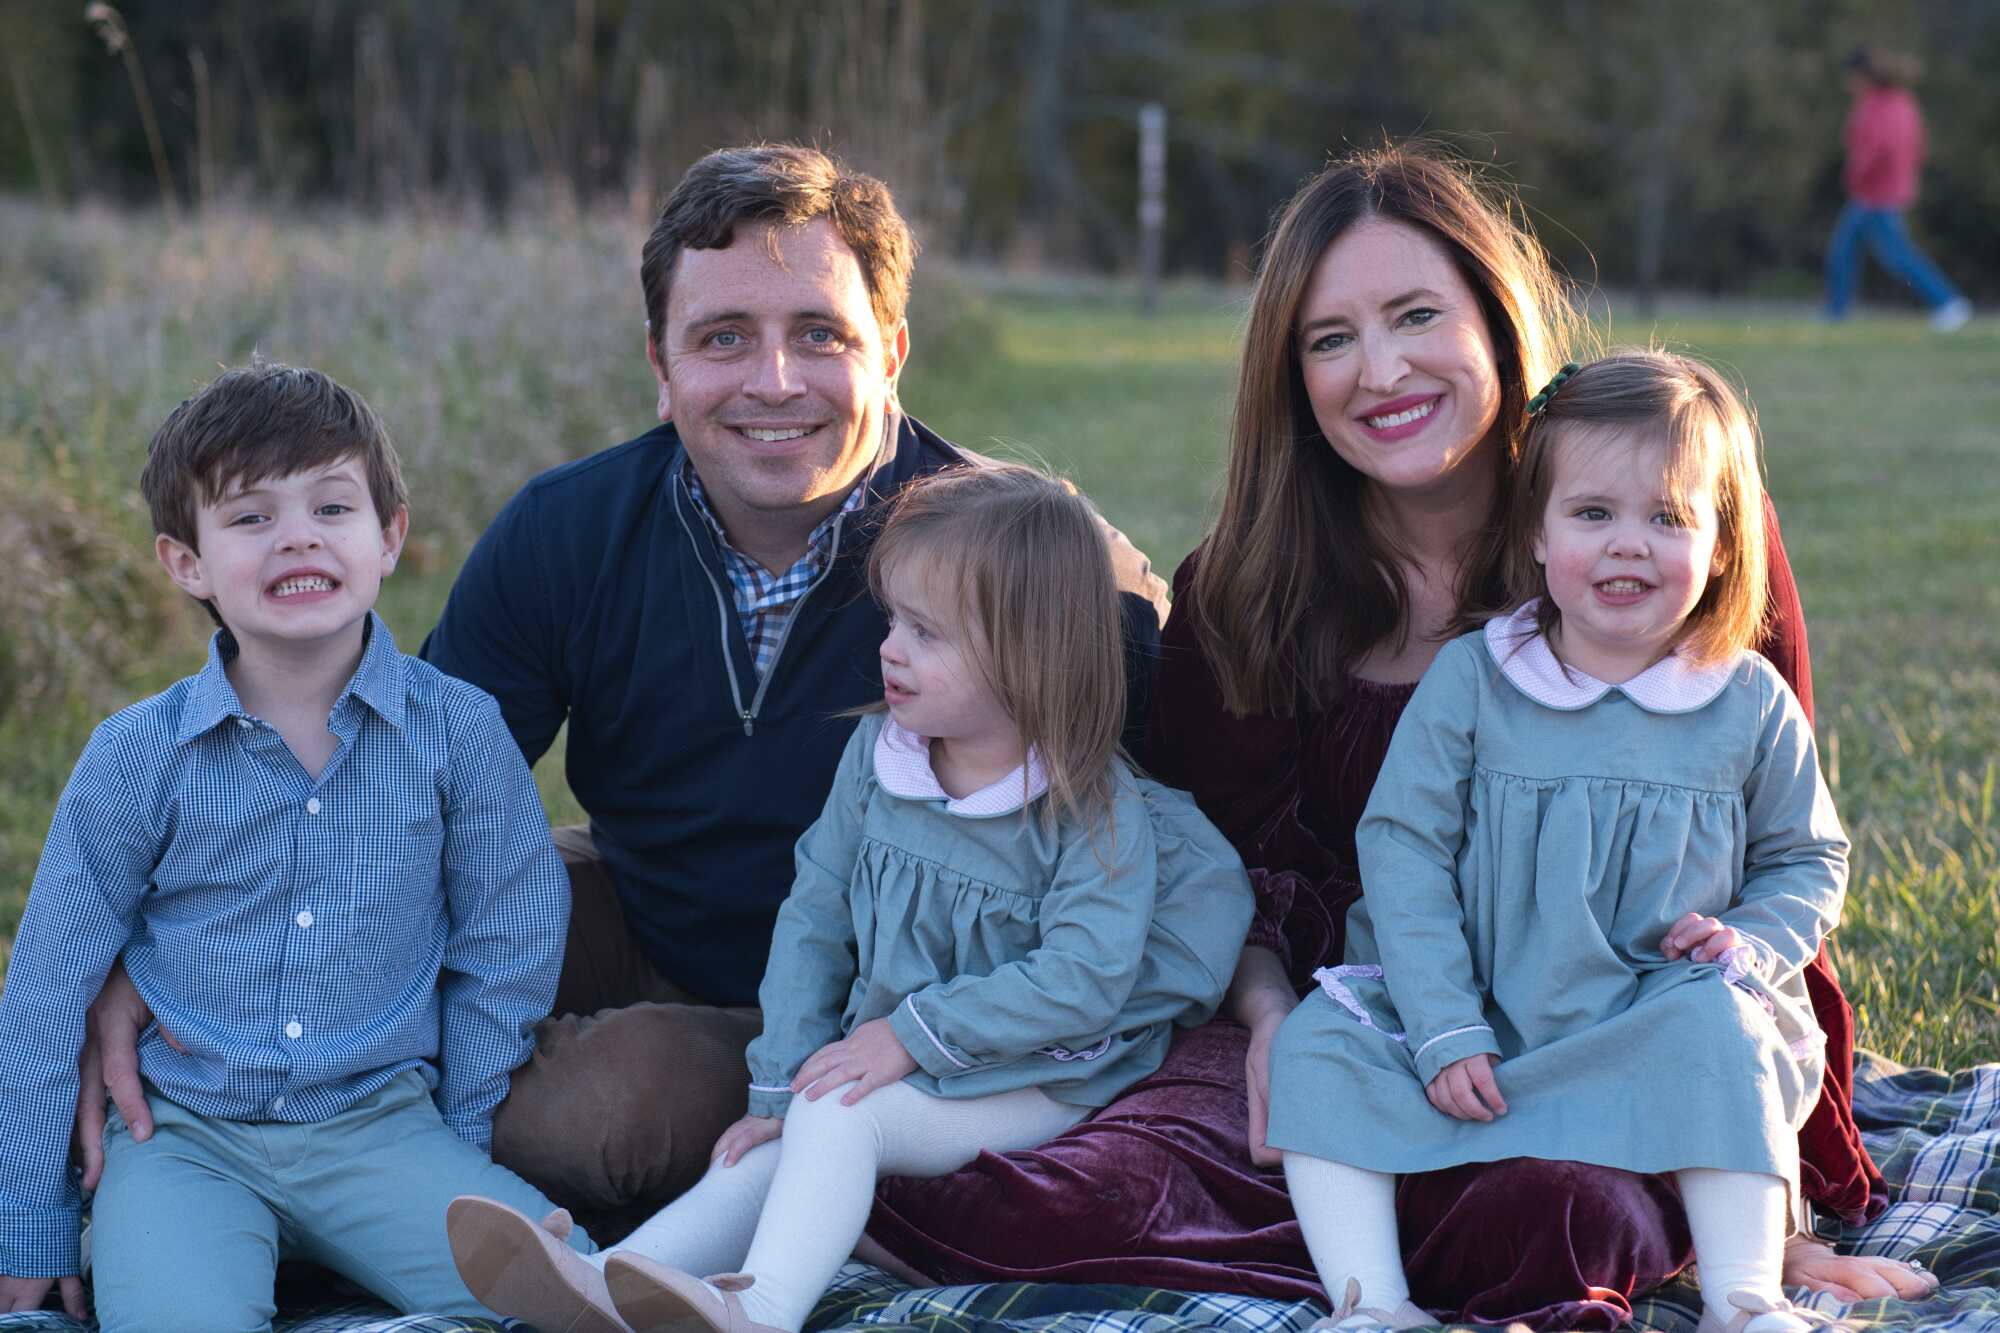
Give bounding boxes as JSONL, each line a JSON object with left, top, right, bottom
{"left": 1357, "top": 393, "right": 1444, "bottom": 442}
{"left": 1297, "top": 218, "right": 1502, "bottom": 496}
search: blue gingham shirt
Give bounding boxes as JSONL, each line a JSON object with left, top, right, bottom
{"left": 0, "top": 614, "right": 567, "bottom": 1277}
{"left": 683, "top": 459, "right": 872, "bottom": 679}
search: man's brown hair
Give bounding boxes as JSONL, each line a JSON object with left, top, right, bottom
{"left": 140, "top": 361, "right": 407, "bottom": 553}
{"left": 641, "top": 144, "right": 918, "bottom": 357}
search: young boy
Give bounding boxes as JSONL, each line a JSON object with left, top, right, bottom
{"left": 0, "top": 363, "right": 592, "bottom": 1330}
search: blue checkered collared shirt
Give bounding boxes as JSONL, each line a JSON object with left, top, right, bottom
{"left": 0, "top": 614, "right": 567, "bottom": 1277}
{"left": 683, "top": 460, "right": 872, "bottom": 679}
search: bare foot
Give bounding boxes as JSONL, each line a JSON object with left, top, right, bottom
{"left": 1783, "top": 1236, "right": 1940, "bottom": 1302}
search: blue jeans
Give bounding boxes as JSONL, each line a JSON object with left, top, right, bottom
{"left": 91, "top": 1070, "right": 593, "bottom": 1333}
{"left": 1824, "top": 203, "right": 1964, "bottom": 317}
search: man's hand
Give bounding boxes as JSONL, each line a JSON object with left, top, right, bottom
{"left": 1426, "top": 1053, "right": 1506, "bottom": 1122}
{"left": 1100, "top": 521, "right": 1172, "bottom": 624}
{"left": 2, "top": 1273, "right": 86, "bottom": 1319}
{"left": 1661, "top": 912, "right": 1744, "bottom": 964}
{"left": 792, "top": 1019, "right": 918, "bottom": 1106}
{"left": 711, "top": 1114, "right": 783, "bottom": 1167}
{"left": 73, "top": 960, "right": 179, "bottom": 1191}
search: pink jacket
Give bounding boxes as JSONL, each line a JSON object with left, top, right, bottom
{"left": 1844, "top": 85, "right": 1925, "bottom": 209}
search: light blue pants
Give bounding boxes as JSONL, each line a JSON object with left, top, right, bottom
{"left": 91, "top": 1070, "right": 592, "bottom": 1333}
{"left": 1823, "top": 202, "right": 1965, "bottom": 317}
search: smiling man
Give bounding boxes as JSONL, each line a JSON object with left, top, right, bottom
{"left": 422, "top": 147, "right": 1169, "bottom": 1226}
{"left": 415, "top": 145, "right": 1170, "bottom": 1225}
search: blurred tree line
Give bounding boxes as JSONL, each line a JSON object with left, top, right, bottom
{"left": 4, "top": 0, "right": 1994, "bottom": 300}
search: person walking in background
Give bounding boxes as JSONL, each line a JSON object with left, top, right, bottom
{"left": 1824, "top": 47, "right": 1972, "bottom": 331}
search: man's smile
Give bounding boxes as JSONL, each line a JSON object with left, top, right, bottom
{"left": 736, "top": 426, "right": 819, "bottom": 443}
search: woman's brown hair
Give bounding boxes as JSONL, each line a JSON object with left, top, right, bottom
{"left": 867, "top": 463, "right": 1126, "bottom": 833}
{"left": 1499, "top": 350, "right": 1769, "bottom": 667}
{"left": 1191, "top": 143, "right": 1583, "bottom": 715}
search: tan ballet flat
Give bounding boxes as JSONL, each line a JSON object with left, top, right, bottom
{"left": 1305, "top": 1277, "right": 1434, "bottom": 1330}
{"left": 446, "top": 1195, "right": 630, "bottom": 1333}
{"left": 1694, "top": 1288, "right": 1833, "bottom": 1333}
{"left": 604, "top": 1254, "right": 787, "bottom": 1333}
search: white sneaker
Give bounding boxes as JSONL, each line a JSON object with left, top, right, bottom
{"left": 1930, "top": 298, "right": 1973, "bottom": 332}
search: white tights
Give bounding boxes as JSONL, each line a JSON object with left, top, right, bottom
{"left": 599, "top": 1081, "right": 1087, "bottom": 1332}
{"left": 1282, "top": 1154, "right": 1799, "bottom": 1330}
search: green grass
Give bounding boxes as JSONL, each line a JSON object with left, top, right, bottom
{"left": 3, "top": 203, "right": 1995, "bottom": 1066}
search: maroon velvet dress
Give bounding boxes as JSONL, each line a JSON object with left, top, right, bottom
{"left": 869, "top": 503, "right": 1882, "bottom": 1329}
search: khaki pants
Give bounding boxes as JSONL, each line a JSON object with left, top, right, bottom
{"left": 491, "top": 827, "right": 762, "bottom": 1237}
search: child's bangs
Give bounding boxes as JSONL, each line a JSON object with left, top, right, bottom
{"left": 875, "top": 525, "right": 976, "bottom": 624}
{"left": 1656, "top": 414, "right": 1728, "bottom": 523}
{"left": 1550, "top": 414, "right": 1718, "bottom": 524}
{"left": 199, "top": 436, "right": 376, "bottom": 508}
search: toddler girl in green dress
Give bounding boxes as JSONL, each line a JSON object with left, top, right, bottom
{"left": 447, "top": 463, "right": 1254, "bottom": 1333}
{"left": 1266, "top": 351, "right": 1847, "bottom": 1333}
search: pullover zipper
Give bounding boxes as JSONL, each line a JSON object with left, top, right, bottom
{"left": 673, "top": 473, "right": 852, "bottom": 738}
{"left": 672, "top": 480, "right": 754, "bottom": 735}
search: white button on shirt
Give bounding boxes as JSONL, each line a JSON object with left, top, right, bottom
{"left": 0, "top": 612, "right": 572, "bottom": 1281}
{"left": 295, "top": 911, "right": 313, "bottom": 929}
{"left": 305, "top": 797, "right": 321, "bottom": 815}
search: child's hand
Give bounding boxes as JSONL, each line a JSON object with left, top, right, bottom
{"left": 1426, "top": 1053, "right": 1506, "bottom": 1122}
{"left": 711, "top": 1114, "right": 783, "bottom": 1167}
{"left": 793, "top": 1018, "right": 918, "bottom": 1106}
{"left": 1661, "top": 912, "right": 1743, "bottom": 963}
{"left": 2, "top": 1273, "right": 87, "bottom": 1319}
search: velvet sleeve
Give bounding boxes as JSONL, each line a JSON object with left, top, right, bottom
{"left": 1753, "top": 494, "right": 1812, "bottom": 725}
{"left": 1140, "top": 551, "right": 1327, "bottom": 975}
{"left": 1756, "top": 497, "right": 1886, "bottom": 1222}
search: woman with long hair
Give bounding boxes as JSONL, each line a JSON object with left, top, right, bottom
{"left": 867, "top": 144, "right": 1933, "bottom": 1328}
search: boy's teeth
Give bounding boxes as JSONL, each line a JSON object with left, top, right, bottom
{"left": 1366, "top": 400, "right": 1436, "bottom": 429}
{"left": 744, "top": 427, "right": 811, "bottom": 442}
{"left": 272, "top": 576, "right": 335, "bottom": 597}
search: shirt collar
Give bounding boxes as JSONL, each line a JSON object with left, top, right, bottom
{"left": 873, "top": 715, "right": 1050, "bottom": 817}
{"left": 680, "top": 413, "right": 898, "bottom": 564}
{"left": 1483, "top": 602, "right": 1737, "bottom": 714}
{"left": 342, "top": 612, "right": 408, "bottom": 728}
{"left": 176, "top": 612, "right": 406, "bottom": 743}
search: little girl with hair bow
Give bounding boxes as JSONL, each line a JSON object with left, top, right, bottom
{"left": 1269, "top": 351, "right": 1848, "bottom": 1333}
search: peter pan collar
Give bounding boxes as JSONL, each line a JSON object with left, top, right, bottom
{"left": 873, "top": 716, "right": 1050, "bottom": 817}
{"left": 1483, "top": 602, "right": 1737, "bottom": 714}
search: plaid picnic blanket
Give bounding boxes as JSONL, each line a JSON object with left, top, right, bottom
{"left": 5, "top": 1051, "right": 1993, "bottom": 1332}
